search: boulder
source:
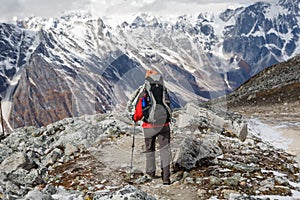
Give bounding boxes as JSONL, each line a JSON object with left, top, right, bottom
{"left": 0, "top": 152, "right": 27, "bottom": 174}
{"left": 223, "top": 121, "right": 248, "bottom": 141}
{"left": 24, "top": 190, "right": 54, "bottom": 200}
{"left": 183, "top": 103, "right": 248, "bottom": 141}
{"left": 177, "top": 113, "right": 192, "bottom": 128}
{"left": 173, "top": 135, "right": 223, "bottom": 170}
{"left": 64, "top": 143, "right": 78, "bottom": 156}
{"left": 0, "top": 144, "right": 13, "bottom": 163}
{"left": 7, "top": 168, "right": 43, "bottom": 186}
{"left": 43, "top": 148, "right": 63, "bottom": 167}
{"left": 94, "top": 185, "right": 156, "bottom": 200}
{"left": 186, "top": 103, "right": 208, "bottom": 118}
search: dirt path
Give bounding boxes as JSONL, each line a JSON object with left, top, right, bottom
{"left": 88, "top": 131, "right": 200, "bottom": 200}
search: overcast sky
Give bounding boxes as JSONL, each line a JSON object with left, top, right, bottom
{"left": 0, "top": 0, "right": 278, "bottom": 24}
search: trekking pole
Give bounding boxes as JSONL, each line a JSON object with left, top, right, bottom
{"left": 129, "top": 122, "right": 136, "bottom": 183}
{"left": 0, "top": 96, "right": 4, "bottom": 138}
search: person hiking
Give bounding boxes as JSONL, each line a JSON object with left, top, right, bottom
{"left": 132, "top": 69, "right": 172, "bottom": 185}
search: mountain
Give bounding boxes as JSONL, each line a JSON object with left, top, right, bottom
{"left": 218, "top": 54, "right": 300, "bottom": 118}
{"left": 1, "top": 1, "right": 300, "bottom": 128}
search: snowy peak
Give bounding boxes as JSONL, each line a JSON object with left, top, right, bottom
{"left": 1, "top": 0, "right": 300, "bottom": 128}
{"left": 278, "top": 0, "right": 300, "bottom": 14}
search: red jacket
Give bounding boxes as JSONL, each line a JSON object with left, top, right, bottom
{"left": 133, "top": 97, "right": 169, "bottom": 128}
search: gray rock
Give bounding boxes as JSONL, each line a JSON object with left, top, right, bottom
{"left": 0, "top": 171, "right": 7, "bottom": 182}
{"left": 237, "top": 123, "right": 248, "bottom": 141}
{"left": 0, "top": 152, "right": 27, "bottom": 174}
{"left": 42, "top": 184, "right": 57, "bottom": 195}
{"left": 177, "top": 113, "right": 192, "bottom": 128}
{"left": 43, "top": 148, "right": 63, "bottom": 167}
{"left": 134, "top": 175, "right": 152, "bottom": 184}
{"left": 257, "top": 142, "right": 269, "bottom": 151}
{"left": 186, "top": 103, "right": 208, "bottom": 118}
{"left": 23, "top": 190, "right": 54, "bottom": 200}
{"left": 208, "top": 176, "right": 222, "bottom": 185}
{"left": 184, "top": 177, "right": 195, "bottom": 184}
{"left": 221, "top": 189, "right": 240, "bottom": 199}
{"left": 64, "top": 143, "right": 78, "bottom": 156}
{"left": 182, "top": 103, "right": 248, "bottom": 141}
{"left": 220, "top": 160, "right": 260, "bottom": 173}
{"left": 8, "top": 168, "right": 43, "bottom": 187}
{"left": 295, "top": 155, "right": 300, "bottom": 167}
{"left": 174, "top": 135, "right": 223, "bottom": 170}
{"left": 207, "top": 111, "right": 226, "bottom": 129}
{"left": 224, "top": 174, "right": 241, "bottom": 187}
{"left": 5, "top": 181, "right": 23, "bottom": 196}
{"left": 274, "top": 176, "right": 289, "bottom": 186}
{"left": 223, "top": 120, "right": 248, "bottom": 141}
{"left": 0, "top": 144, "right": 13, "bottom": 163}
{"left": 259, "top": 178, "right": 275, "bottom": 192}
{"left": 94, "top": 185, "right": 156, "bottom": 200}
{"left": 48, "top": 186, "right": 84, "bottom": 199}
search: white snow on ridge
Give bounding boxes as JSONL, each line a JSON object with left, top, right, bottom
{"left": 265, "top": 2, "right": 288, "bottom": 20}
{"left": 247, "top": 118, "right": 292, "bottom": 150}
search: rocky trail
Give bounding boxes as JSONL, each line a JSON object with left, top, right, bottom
{"left": 0, "top": 103, "right": 300, "bottom": 199}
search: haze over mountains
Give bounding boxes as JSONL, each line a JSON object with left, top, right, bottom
{"left": 1, "top": 0, "right": 300, "bottom": 128}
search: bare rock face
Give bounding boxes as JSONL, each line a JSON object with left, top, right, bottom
{"left": 8, "top": 51, "right": 111, "bottom": 128}
{"left": 9, "top": 55, "right": 73, "bottom": 128}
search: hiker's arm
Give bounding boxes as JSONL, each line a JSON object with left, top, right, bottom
{"left": 133, "top": 98, "right": 143, "bottom": 122}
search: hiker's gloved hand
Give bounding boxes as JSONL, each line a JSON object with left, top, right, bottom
{"left": 131, "top": 115, "right": 136, "bottom": 122}
{"left": 170, "top": 118, "right": 176, "bottom": 124}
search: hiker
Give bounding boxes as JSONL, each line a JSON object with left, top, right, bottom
{"left": 132, "top": 69, "right": 172, "bottom": 185}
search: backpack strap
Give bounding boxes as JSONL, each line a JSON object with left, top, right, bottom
{"left": 127, "top": 83, "right": 146, "bottom": 115}
{"left": 162, "top": 87, "right": 172, "bottom": 117}
{"left": 144, "top": 80, "right": 157, "bottom": 123}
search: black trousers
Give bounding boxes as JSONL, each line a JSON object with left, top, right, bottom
{"left": 143, "top": 125, "right": 171, "bottom": 181}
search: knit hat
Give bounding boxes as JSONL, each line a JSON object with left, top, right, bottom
{"left": 145, "top": 70, "right": 163, "bottom": 85}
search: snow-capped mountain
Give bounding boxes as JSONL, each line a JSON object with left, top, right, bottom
{"left": 1, "top": 1, "right": 300, "bottom": 128}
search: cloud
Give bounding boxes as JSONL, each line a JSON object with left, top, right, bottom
{"left": 0, "top": 0, "right": 279, "bottom": 23}
{"left": 0, "top": 0, "right": 93, "bottom": 21}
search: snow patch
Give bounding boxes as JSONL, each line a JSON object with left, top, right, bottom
{"left": 247, "top": 118, "right": 292, "bottom": 150}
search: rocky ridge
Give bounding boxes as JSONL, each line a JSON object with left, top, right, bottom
{"left": 212, "top": 53, "right": 300, "bottom": 124}
{"left": 0, "top": 103, "right": 299, "bottom": 199}
{"left": 226, "top": 55, "right": 300, "bottom": 107}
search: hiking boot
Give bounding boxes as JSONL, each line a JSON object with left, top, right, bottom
{"left": 146, "top": 172, "right": 160, "bottom": 179}
{"left": 163, "top": 179, "right": 171, "bottom": 185}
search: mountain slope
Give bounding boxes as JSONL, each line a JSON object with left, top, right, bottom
{"left": 218, "top": 54, "right": 300, "bottom": 118}
{"left": 1, "top": 1, "right": 300, "bottom": 128}
{"left": 227, "top": 55, "right": 300, "bottom": 105}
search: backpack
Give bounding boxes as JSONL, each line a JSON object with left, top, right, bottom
{"left": 127, "top": 73, "right": 172, "bottom": 124}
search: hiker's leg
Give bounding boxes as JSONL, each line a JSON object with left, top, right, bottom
{"left": 158, "top": 126, "right": 171, "bottom": 183}
{"left": 144, "top": 128, "right": 157, "bottom": 175}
